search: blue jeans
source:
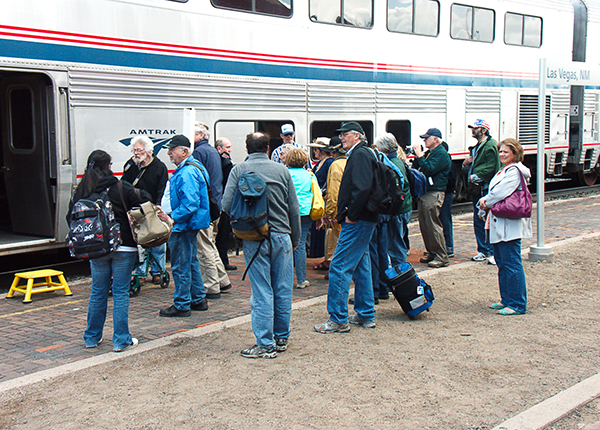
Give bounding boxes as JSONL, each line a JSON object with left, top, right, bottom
{"left": 387, "top": 211, "right": 411, "bottom": 266}
{"left": 85, "top": 250, "right": 137, "bottom": 350}
{"left": 243, "top": 232, "right": 294, "bottom": 347}
{"left": 493, "top": 240, "right": 527, "bottom": 313}
{"left": 327, "top": 220, "right": 376, "bottom": 324}
{"left": 134, "top": 243, "right": 167, "bottom": 276}
{"left": 293, "top": 218, "right": 312, "bottom": 284}
{"left": 473, "top": 196, "right": 493, "bottom": 256}
{"left": 369, "top": 218, "right": 389, "bottom": 298}
{"left": 169, "top": 230, "right": 205, "bottom": 311}
{"left": 440, "top": 192, "right": 454, "bottom": 252}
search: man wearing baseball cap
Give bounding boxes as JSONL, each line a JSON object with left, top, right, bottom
{"left": 315, "top": 121, "right": 378, "bottom": 334}
{"left": 271, "top": 124, "right": 308, "bottom": 165}
{"left": 159, "top": 135, "right": 210, "bottom": 317}
{"left": 462, "top": 119, "right": 501, "bottom": 264}
{"left": 412, "top": 128, "right": 452, "bottom": 268}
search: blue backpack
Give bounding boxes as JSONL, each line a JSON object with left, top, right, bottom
{"left": 403, "top": 161, "right": 428, "bottom": 199}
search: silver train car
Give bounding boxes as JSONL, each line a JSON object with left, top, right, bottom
{"left": 0, "top": 0, "right": 599, "bottom": 256}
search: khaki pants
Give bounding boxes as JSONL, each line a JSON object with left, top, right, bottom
{"left": 417, "top": 191, "right": 449, "bottom": 263}
{"left": 197, "top": 218, "right": 231, "bottom": 294}
{"left": 324, "top": 222, "right": 342, "bottom": 261}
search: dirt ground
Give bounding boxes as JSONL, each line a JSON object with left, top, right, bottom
{"left": 1, "top": 236, "right": 599, "bottom": 430}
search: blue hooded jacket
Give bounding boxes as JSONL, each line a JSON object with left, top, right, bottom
{"left": 169, "top": 156, "right": 211, "bottom": 232}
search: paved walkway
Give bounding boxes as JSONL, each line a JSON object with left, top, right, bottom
{"left": 0, "top": 196, "right": 597, "bottom": 377}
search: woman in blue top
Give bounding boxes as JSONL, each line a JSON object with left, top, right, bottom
{"left": 285, "top": 148, "right": 314, "bottom": 289}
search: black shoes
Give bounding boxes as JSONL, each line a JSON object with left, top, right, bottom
{"left": 221, "top": 284, "right": 232, "bottom": 292}
{"left": 275, "top": 338, "right": 288, "bottom": 352}
{"left": 206, "top": 292, "right": 221, "bottom": 299}
{"left": 191, "top": 298, "right": 208, "bottom": 311}
{"left": 224, "top": 264, "right": 237, "bottom": 271}
{"left": 159, "top": 305, "right": 191, "bottom": 317}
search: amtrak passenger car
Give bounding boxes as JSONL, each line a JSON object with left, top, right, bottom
{"left": 0, "top": 0, "right": 599, "bottom": 255}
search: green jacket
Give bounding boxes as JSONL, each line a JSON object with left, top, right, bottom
{"left": 470, "top": 136, "right": 501, "bottom": 184}
{"left": 389, "top": 154, "right": 413, "bottom": 214}
{"left": 412, "top": 144, "right": 451, "bottom": 192}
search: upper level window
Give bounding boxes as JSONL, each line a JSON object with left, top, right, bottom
{"left": 388, "top": 0, "right": 439, "bottom": 37}
{"left": 310, "top": 0, "right": 373, "bottom": 28}
{"left": 505, "top": 12, "right": 542, "bottom": 47}
{"left": 450, "top": 4, "right": 495, "bottom": 42}
{"left": 212, "top": 0, "right": 292, "bottom": 17}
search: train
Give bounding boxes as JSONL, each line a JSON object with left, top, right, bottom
{"left": 0, "top": 0, "right": 599, "bottom": 256}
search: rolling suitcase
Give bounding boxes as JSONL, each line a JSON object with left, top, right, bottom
{"left": 384, "top": 263, "right": 434, "bottom": 320}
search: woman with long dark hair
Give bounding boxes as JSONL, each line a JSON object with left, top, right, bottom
{"left": 68, "top": 149, "right": 148, "bottom": 351}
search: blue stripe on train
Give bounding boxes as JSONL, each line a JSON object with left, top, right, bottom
{"left": 0, "top": 37, "right": 540, "bottom": 88}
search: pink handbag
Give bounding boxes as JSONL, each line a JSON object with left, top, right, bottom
{"left": 491, "top": 168, "right": 532, "bottom": 219}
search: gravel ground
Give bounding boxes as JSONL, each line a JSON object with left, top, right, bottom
{"left": 0, "top": 236, "right": 599, "bottom": 430}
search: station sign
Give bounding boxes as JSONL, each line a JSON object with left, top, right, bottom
{"left": 545, "top": 60, "right": 600, "bottom": 86}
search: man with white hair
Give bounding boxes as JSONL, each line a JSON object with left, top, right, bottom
{"left": 191, "top": 122, "right": 232, "bottom": 299}
{"left": 122, "top": 135, "right": 168, "bottom": 284}
{"left": 412, "top": 128, "right": 452, "bottom": 268}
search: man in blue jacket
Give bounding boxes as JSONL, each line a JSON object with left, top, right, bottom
{"left": 315, "top": 122, "right": 378, "bottom": 334}
{"left": 159, "top": 135, "right": 210, "bottom": 317}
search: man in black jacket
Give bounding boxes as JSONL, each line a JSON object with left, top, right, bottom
{"left": 214, "top": 137, "right": 236, "bottom": 271}
{"left": 315, "top": 122, "right": 378, "bottom": 334}
{"left": 122, "top": 136, "right": 169, "bottom": 284}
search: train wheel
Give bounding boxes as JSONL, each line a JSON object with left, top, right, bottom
{"left": 160, "top": 272, "right": 170, "bottom": 289}
{"left": 130, "top": 278, "right": 141, "bottom": 297}
{"left": 578, "top": 170, "right": 598, "bottom": 186}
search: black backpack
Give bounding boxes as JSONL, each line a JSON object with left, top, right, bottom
{"left": 365, "top": 150, "right": 405, "bottom": 215}
{"left": 66, "top": 189, "right": 122, "bottom": 259}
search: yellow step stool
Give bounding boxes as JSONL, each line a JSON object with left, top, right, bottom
{"left": 6, "top": 269, "right": 73, "bottom": 303}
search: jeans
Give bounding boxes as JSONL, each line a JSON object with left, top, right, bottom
{"left": 473, "top": 196, "right": 493, "bottom": 256}
{"left": 440, "top": 192, "right": 454, "bottom": 253}
{"left": 85, "top": 250, "right": 137, "bottom": 350}
{"left": 387, "top": 211, "right": 411, "bottom": 266}
{"left": 369, "top": 218, "right": 389, "bottom": 298}
{"left": 243, "top": 232, "right": 294, "bottom": 347}
{"left": 169, "top": 230, "right": 205, "bottom": 311}
{"left": 493, "top": 239, "right": 527, "bottom": 314}
{"left": 133, "top": 243, "right": 166, "bottom": 276}
{"left": 327, "top": 220, "right": 376, "bottom": 324}
{"left": 293, "top": 218, "right": 312, "bottom": 284}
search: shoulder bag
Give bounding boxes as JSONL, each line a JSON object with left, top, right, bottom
{"left": 491, "top": 167, "right": 532, "bottom": 219}
{"left": 309, "top": 173, "right": 325, "bottom": 221}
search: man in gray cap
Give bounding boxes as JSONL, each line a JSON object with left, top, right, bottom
{"left": 412, "top": 128, "right": 452, "bottom": 268}
{"left": 159, "top": 135, "right": 210, "bottom": 317}
{"left": 315, "top": 121, "right": 378, "bottom": 334}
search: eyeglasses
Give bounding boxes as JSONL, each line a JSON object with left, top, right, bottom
{"left": 339, "top": 131, "right": 355, "bottom": 139}
{"left": 132, "top": 148, "right": 145, "bottom": 153}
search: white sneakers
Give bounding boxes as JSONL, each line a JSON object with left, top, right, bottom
{"left": 472, "top": 252, "right": 490, "bottom": 262}
{"left": 488, "top": 256, "right": 496, "bottom": 265}
{"left": 296, "top": 280, "right": 310, "bottom": 289}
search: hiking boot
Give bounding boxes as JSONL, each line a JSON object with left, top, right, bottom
{"left": 472, "top": 252, "right": 491, "bottom": 262}
{"left": 314, "top": 319, "right": 351, "bottom": 334}
{"left": 275, "top": 338, "right": 289, "bottom": 352}
{"left": 428, "top": 259, "right": 450, "bottom": 268}
{"left": 241, "top": 344, "right": 277, "bottom": 359}
{"left": 114, "top": 337, "right": 138, "bottom": 352}
{"left": 206, "top": 292, "right": 221, "bottom": 300}
{"left": 191, "top": 298, "right": 208, "bottom": 311}
{"left": 159, "top": 305, "right": 191, "bottom": 317}
{"left": 349, "top": 314, "right": 376, "bottom": 328}
{"left": 221, "top": 284, "right": 232, "bottom": 292}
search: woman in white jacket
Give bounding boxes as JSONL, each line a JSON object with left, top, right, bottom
{"left": 478, "top": 138, "right": 532, "bottom": 315}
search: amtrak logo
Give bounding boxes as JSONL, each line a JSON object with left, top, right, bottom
{"left": 119, "top": 129, "right": 177, "bottom": 155}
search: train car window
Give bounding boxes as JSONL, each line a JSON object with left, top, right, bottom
{"left": 450, "top": 4, "right": 495, "bottom": 42}
{"left": 8, "top": 87, "right": 35, "bottom": 152}
{"left": 310, "top": 120, "right": 373, "bottom": 146}
{"left": 504, "top": 12, "right": 542, "bottom": 48}
{"left": 212, "top": 0, "right": 292, "bottom": 17}
{"left": 309, "top": 0, "right": 373, "bottom": 28}
{"left": 386, "top": 120, "right": 411, "bottom": 151}
{"left": 388, "top": 0, "right": 439, "bottom": 37}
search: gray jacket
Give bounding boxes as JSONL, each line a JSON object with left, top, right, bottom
{"left": 479, "top": 162, "right": 532, "bottom": 244}
{"left": 222, "top": 152, "right": 301, "bottom": 247}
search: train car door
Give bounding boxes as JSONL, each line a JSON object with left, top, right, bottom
{"left": 0, "top": 73, "right": 55, "bottom": 237}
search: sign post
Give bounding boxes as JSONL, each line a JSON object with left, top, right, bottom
{"left": 530, "top": 59, "right": 600, "bottom": 262}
